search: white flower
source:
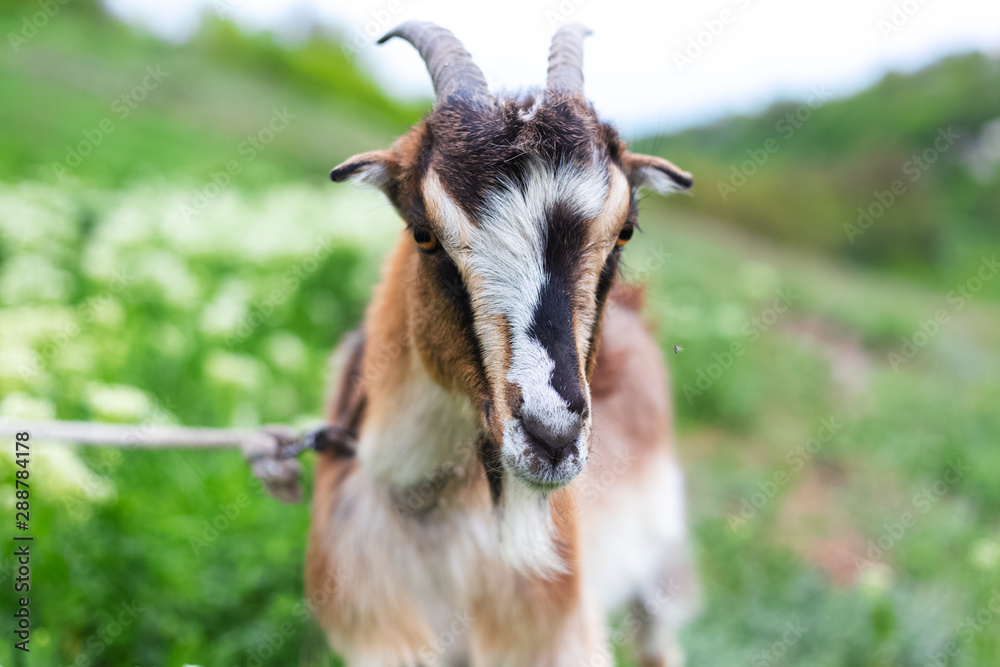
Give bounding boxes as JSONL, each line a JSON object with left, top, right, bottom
{"left": 84, "top": 383, "right": 153, "bottom": 422}
{"left": 0, "top": 254, "right": 73, "bottom": 304}
{"left": 265, "top": 331, "right": 307, "bottom": 371}
{"left": 133, "top": 250, "right": 202, "bottom": 307}
{"left": 0, "top": 345, "right": 42, "bottom": 383}
{"left": 0, "top": 182, "right": 78, "bottom": 251}
{"left": 200, "top": 278, "right": 250, "bottom": 337}
{"left": 0, "top": 392, "right": 56, "bottom": 420}
{"left": 972, "top": 539, "right": 1000, "bottom": 571}
{"left": 204, "top": 350, "right": 266, "bottom": 393}
{"left": 31, "top": 442, "right": 116, "bottom": 503}
{"left": 740, "top": 261, "right": 779, "bottom": 300}
{"left": 856, "top": 561, "right": 895, "bottom": 596}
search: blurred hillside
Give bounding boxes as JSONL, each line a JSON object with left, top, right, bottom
{"left": 636, "top": 53, "right": 1000, "bottom": 283}
{"left": 0, "top": 0, "right": 422, "bottom": 188}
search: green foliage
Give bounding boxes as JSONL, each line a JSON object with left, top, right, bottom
{"left": 623, "top": 213, "right": 1000, "bottom": 667}
{"left": 1, "top": 5, "right": 999, "bottom": 666}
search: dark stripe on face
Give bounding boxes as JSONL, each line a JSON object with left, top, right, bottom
{"left": 526, "top": 201, "right": 591, "bottom": 415}
{"left": 528, "top": 279, "right": 587, "bottom": 415}
{"left": 409, "top": 189, "right": 492, "bottom": 399}
{"left": 585, "top": 250, "right": 620, "bottom": 378}
{"left": 429, "top": 247, "right": 490, "bottom": 396}
{"left": 584, "top": 190, "right": 632, "bottom": 377}
{"left": 543, "top": 201, "right": 589, "bottom": 284}
{"left": 477, "top": 429, "right": 504, "bottom": 505}
{"left": 410, "top": 193, "right": 479, "bottom": 333}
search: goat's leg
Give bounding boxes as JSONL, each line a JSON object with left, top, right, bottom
{"left": 630, "top": 544, "right": 701, "bottom": 667}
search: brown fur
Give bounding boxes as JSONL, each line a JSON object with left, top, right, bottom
{"left": 307, "top": 298, "right": 694, "bottom": 664}
{"left": 590, "top": 286, "right": 671, "bottom": 456}
{"left": 312, "top": 53, "right": 697, "bottom": 663}
{"left": 470, "top": 489, "right": 583, "bottom": 657}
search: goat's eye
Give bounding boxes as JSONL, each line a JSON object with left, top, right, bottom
{"left": 413, "top": 228, "right": 438, "bottom": 253}
{"left": 616, "top": 226, "right": 634, "bottom": 248}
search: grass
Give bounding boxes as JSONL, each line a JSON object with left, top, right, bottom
{"left": 633, "top": 202, "right": 1000, "bottom": 667}
{"left": 1, "top": 181, "right": 998, "bottom": 665}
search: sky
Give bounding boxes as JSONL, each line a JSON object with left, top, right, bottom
{"left": 103, "top": 0, "right": 1000, "bottom": 137}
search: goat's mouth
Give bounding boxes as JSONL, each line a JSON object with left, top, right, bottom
{"left": 500, "top": 418, "right": 588, "bottom": 491}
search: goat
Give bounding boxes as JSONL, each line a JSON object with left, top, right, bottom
{"left": 306, "top": 21, "right": 699, "bottom": 667}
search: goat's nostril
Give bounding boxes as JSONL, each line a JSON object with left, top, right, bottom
{"left": 520, "top": 413, "right": 582, "bottom": 465}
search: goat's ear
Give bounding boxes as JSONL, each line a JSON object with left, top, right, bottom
{"left": 329, "top": 150, "right": 397, "bottom": 193}
{"left": 623, "top": 152, "right": 693, "bottom": 195}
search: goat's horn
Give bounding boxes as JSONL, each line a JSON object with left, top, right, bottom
{"left": 546, "top": 22, "right": 592, "bottom": 96}
{"left": 378, "top": 21, "right": 490, "bottom": 103}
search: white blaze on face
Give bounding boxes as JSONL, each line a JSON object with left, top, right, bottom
{"left": 422, "top": 157, "right": 630, "bottom": 574}
{"left": 423, "top": 158, "right": 630, "bottom": 484}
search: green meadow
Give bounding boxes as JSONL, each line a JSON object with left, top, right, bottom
{"left": 1, "top": 2, "right": 998, "bottom": 665}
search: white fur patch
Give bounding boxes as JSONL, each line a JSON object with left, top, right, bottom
{"left": 349, "top": 162, "right": 390, "bottom": 190}
{"left": 632, "top": 164, "right": 687, "bottom": 195}
{"left": 518, "top": 91, "right": 545, "bottom": 122}
{"left": 582, "top": 453, "right": 690, "bottom": 612}
{"left": 358, "top": 352, "right": 480, "bottom": 488}
{"left": 422, "top": 160, "right": 610, "bottom": 390}
{"left": 422, "top": 159, "right": 612, "bottom": 573}
{"left": 497, "top": 474, "right": 568, "bottom": 578}
{"left": 506, "top": 339, "right": 579, "bottom": 436}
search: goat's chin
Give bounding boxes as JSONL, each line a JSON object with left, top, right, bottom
{"left": 500, "top": 451, "right": 587, "bottom": 492}
{"left": 519, "top": 477, "right": 571, "bottom": 493}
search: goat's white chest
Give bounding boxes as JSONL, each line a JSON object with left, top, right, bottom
{"left": 357, "top": 356, "right": 481, "bottom": 490}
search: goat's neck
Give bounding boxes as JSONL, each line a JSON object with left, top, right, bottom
{"left": 356, "top": 238, "right": 480, "bottom": 490}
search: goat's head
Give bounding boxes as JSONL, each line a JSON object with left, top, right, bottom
{"left": 331, "top": 22, "right": 691, "bottom": 493}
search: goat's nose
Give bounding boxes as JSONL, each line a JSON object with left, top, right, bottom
{"left": 520, "top": 411, "right": 584, "bottom": 465}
